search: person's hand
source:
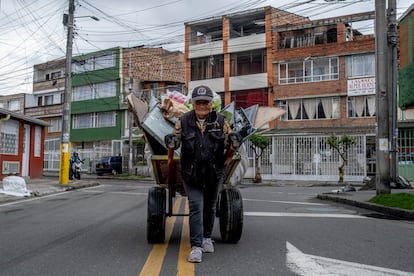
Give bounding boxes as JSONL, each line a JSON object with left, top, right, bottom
{"left": 228, "top": 132, "right": 243, "bottom": 150}
{"left": 164, "top": 134, "right": 179, "bottom": 149}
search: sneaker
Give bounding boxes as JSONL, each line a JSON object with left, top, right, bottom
{"left": 202, "top": 238, "right": 214, "bottom": 253}
{"left": 188, "top": 246, "right": 203, "bottom": 263}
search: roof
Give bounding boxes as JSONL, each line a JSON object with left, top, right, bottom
{"left": 399, "top": 3, "right": 414, "bottom": 22}
{"left": 0, "top": 107, "right": 49, "bottom": 126}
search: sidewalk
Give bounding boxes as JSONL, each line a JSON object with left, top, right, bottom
{"left": 1, "top": 175, "right": 413, "bottom": 221}
{"left": 0, "top": 175, "right": 100, "bottom": 204}
{"left": 317, "top": 188, "right": 414, "bottom": 221}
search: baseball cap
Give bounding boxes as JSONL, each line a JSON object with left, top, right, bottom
{"left": 191, "top": 85, "right": 214, "bottom": 102}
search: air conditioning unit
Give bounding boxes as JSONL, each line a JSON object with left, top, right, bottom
{"left": 2, "top": 161, "right": 20, "bottom": 175}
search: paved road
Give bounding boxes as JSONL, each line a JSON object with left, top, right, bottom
{"left": 1, "top": 180, "right": 414, "bottom": 275}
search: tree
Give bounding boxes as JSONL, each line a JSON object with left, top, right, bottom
{"left": 249, "top": 133, "right": 270, "bottom": 183}
{"left": 326, "top": 134, "right": 357, "bottom": 183}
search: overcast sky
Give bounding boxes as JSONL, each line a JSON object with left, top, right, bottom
{"left": 0, "top": 0, "right": 412, "bottom": 95}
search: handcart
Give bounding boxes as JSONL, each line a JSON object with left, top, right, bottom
{"left": 148, "top": 148, "right": 244, "bottom": 244}
{"left": 126, "top": 92, "right": 285, "bottom": 244}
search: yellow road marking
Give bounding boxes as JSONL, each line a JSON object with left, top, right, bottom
{"left": 177, "top": 200, "right": 194, "bottom": 276}
{"left": 139, "top": 197, "right": 182, "bottom": 276}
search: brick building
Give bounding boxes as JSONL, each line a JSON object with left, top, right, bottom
{"left": 185, "top": 6, "right": 377, "bottom": 182}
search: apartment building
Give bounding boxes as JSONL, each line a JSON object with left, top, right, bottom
{"left": 70, "top": 46, "right": 185, "bottom": 172}
{"left": 26, "top": 46, "right": 185, "bottom": 173}
{"left": 25, "top": 58, "right": 66, "bottom": 171}
{"left": 0, "top": 93, "right": 25, "bottom": 114}
{"left": 185, "top": 6, "right": 377, "bottom": 182}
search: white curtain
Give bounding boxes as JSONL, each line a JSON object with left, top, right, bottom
{"left": 303, "top": 98, "right": 316, "bottom": 119}
{"left": 288, "top": 99, "right": 300, "bottom": 119}
{"left": 367, "top": 95, "right": 376, "bottom": 116}
{"left": 321, "top": 97, "right": 333, "bottom": 119}
{"left": 355, "top": 97, "right": 366, "bottom": 117}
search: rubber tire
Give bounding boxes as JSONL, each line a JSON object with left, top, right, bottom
{"left": 219, "top": 188, "right": 243, "bottom": 243}
{"left": 147, "top": 187, "right": 166, "bottom": 243}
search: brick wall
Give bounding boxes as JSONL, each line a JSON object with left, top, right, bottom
{"left": 121, "top": 48, "right": 185, "bottom": 84}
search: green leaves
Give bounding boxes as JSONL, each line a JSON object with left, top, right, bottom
{"left": 249, "top": 133, "right": 270, "bottom": 150}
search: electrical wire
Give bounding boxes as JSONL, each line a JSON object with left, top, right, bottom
{"left": 0, "top": 0, "right": 405, "bottom": 95}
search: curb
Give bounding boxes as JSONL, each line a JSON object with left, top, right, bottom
{"left": 64, "top": 181, "right": 100, "bottom": 191}
{"left": 317, "top": 193, "right": 414, "bottom": 221}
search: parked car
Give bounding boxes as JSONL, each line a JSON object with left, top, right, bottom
{"left": 95, "top": 156, "right": 123, "bottom": 175}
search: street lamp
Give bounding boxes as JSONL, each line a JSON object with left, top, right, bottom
{"left": 59, "top": 0, "right": 98, "bottom": 185}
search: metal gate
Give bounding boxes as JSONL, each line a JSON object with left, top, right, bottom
{"left": 259, "top": 134, "right": 366, "bottom": 182}
{"left": 398, "top": 128, "right": 414, "bottom": 181}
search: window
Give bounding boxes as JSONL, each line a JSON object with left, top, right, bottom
{"left": 190, "top": 55, "right": 224, "bottom": 80}
{"left": 44, "top": 138, "right": 60, "bottom": 151}
{"left": 95, "top": 54, "right": 115, "bottom": 70}
{"left": 38, "top": 95, "right": 55, "bottom": 106}
{"left": 346, "top": 53, "right": 375, "bottom": 77}
{"left": 73, "top": 59, "right": 93, "bottom": 73}
{"left": 230, "top": 49, "right": 266, "bottom": 76}
{"left": 34, "top": 126, "right": 41, "bottom": 157}
{"left": 72, "top": 81, "right": 116, "bottom": 102}
{"left": 0, "top": 120, "right": 19, "bottom": 155}
{"left": 280, "top": 97, "right": 340, "bottom": 120}
{"left": 72, "top": 52, "right": 116, "bottom": 73}
{"left": 8, "top": 100, "right": 20, "bottom": 111}
{"left": 347, "top": 95, "right": 376, "bottom": 117}
{"left": 48, "top": 119, "right": 62, "bottom": 133}
{"left": 279, "top": 57, "right": 339, "bottom": 84}
{"left": 51, "top": 71, "right": 61, "bottom": 79}
{"left": 97, "top": 111, "right": 116, "bottom": 127}
{"left": 278, "top": 27, "right": 337, "bottom": 49}
{"left": 0, "top": 102, "right": 4, "bottom": 108}
{"left": 95, "top": 81, "right": 116, "bottom": 98}
{"left": 73, "top": 113, "right": 93, "bottom": 129}
{"left": 73, "top": 111, "right": 116, "bottom": 129}
{"left": 72, "top": 85, "right": 93, "bottom": 101}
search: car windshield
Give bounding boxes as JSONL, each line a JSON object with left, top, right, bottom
{"left": 99, "top": 157, "right": 110, "bottom": 163}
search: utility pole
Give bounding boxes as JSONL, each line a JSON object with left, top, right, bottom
{"left": 375, "top": 0, "right": 391, "bottom": 194}
{"left": 388, "top": 0, "right": 398, "bottom": 185}
{"left": 128, "top": 52, "right": 133, "bottom": 175}
{"left": 59, "top": 0, "right": 74, "bottom": 185}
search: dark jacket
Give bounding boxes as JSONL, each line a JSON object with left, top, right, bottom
{"left": 179, "top": 110, "right": 226, "bottom": 185}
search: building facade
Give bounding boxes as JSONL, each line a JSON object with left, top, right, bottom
{"left": 0, "top": 93, "right": 25, "bottom": 114}
{"left": 26, "top": 46, "right": 185, "bottom": 173}
{"left": 0, "top": 108, "right": 48, "bottom": 180}
{"left": 185, "top": 6, "right": 378, "bottom": 182}
{"left": 25, "top": 58, "right": 66, "bottom": 171}
{"left": 70, "top": 46, "right": 185, "bottom": 172}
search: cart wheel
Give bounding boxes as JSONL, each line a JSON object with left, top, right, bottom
{"left": 147, "top": 187, "right": 166, "bottom": 243}
{"left": 219, "top": 188, "right": 243, "bottom": 243}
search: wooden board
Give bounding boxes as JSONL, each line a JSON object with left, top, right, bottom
{"left": 254, "top": 106, "right": 286, "bottom": 129}
{"left": 126, "top": 94, "right": 148, "bottom": 124}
